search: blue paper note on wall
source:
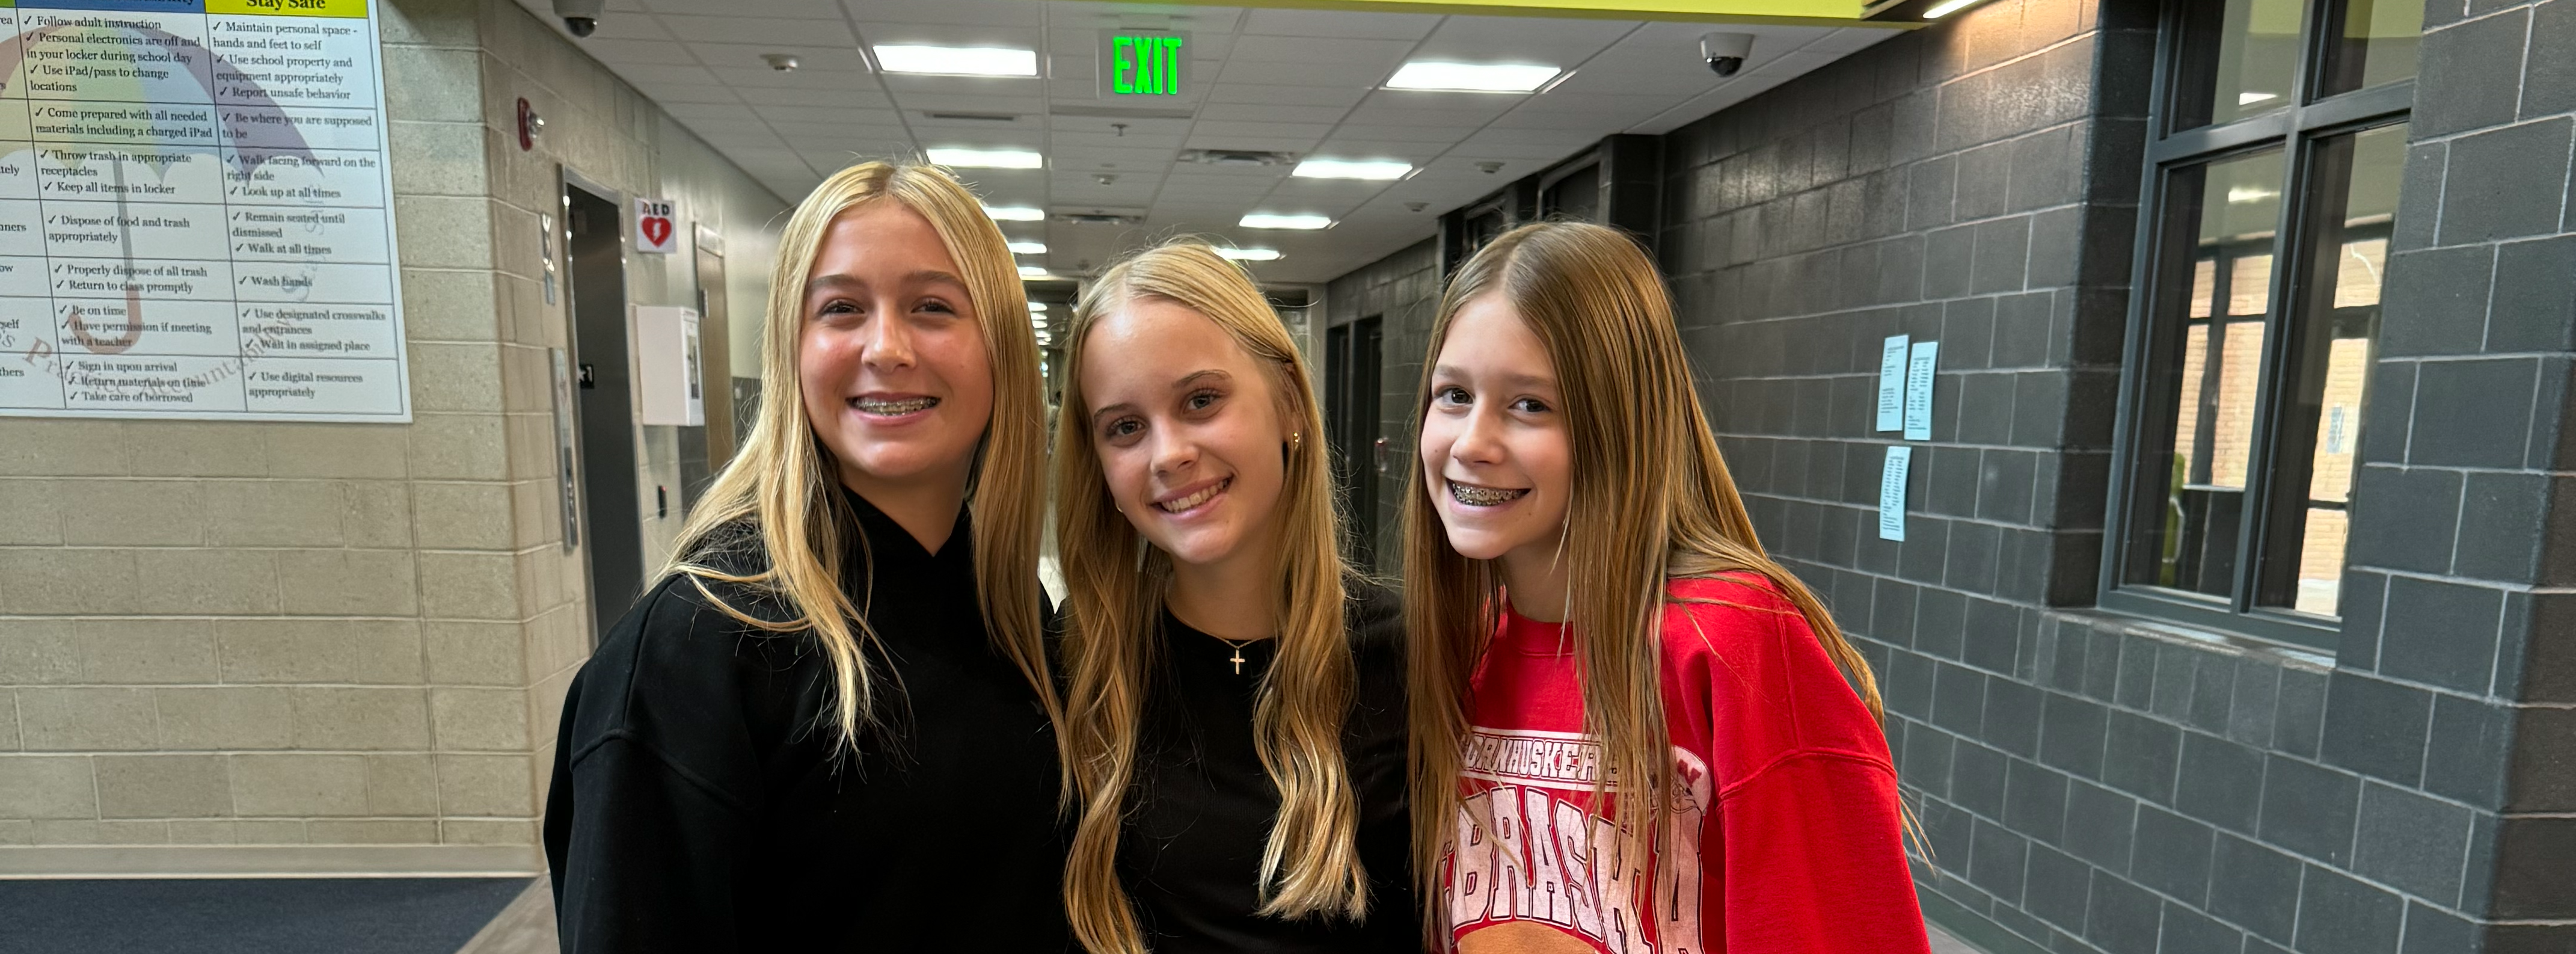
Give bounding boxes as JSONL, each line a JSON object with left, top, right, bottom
{"left": 1878, "top": 446, "right": 1912, "bottom": 541}
{"left": 1876, "top": 335, "right": 1908, "bottom": 431}
{"left": 1904, "top": 340, "right": 1939, "bottom": 441}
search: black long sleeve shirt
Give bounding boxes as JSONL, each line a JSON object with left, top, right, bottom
{"left": 542, "top": 490, "right": 1072, "bottom": 953}
{"left": 1115, "top": 581, "right": 1421, "bottom": 953}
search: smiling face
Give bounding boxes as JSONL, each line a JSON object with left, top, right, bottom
{"left": 1420, "top": 293, "right": 1574, "bottom": 575}
{"left": 1080, "top": 295, "right": 1293, "bottom": 572}
{"left": 797, "top": 201, "right": 995, "bottom": 503}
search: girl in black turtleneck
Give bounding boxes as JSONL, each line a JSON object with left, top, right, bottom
{"left": 542, "top": 161, "right": 1067, "bottom": 953}
{"left": 1048, "top": 242, "right": 1418, "bottom": 954}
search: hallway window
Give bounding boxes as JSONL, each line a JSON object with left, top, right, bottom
{"left": 2107, "top": 0, "right": 2417, "bottom": 648}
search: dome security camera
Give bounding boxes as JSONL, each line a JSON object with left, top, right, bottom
{"left": 1700, "top": 32, "right": 1753, "bottom": 77}
{"left": 554, "top": 0, "right": 602, "bottom": 37}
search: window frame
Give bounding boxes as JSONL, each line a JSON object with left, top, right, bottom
{"left": 2098, "top": 0, "right": 2415, "bottom": 650}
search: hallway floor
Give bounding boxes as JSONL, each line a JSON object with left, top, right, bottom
{"left": 1, "top": 875, "right": 1991, "bottom": 953}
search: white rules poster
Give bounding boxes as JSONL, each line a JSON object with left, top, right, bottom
{"left": 0, "top": 0, "right": 409, "bottom": 422}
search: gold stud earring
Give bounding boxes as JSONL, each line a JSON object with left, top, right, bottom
{"left": 1290, "top": 432, "right": 1303, "bottom": 453}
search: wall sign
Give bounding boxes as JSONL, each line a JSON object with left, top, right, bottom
{"left": 1100, "top": 30, "right": 1187, "bottom": 97}
{"left": 634, "top": 197, "right": 676, "bottom": 254}
{"left": 0, "top": 0, "right": 410, "bottom": 422}
{"left": 1875, "top": 334, "right": 1906, "bottom": 432}
{"left": 1903, "top": 340, "right": 1937, "bottom": 442}
{"left": 1878, "top": 445, "right": 1911, "bottom": 541}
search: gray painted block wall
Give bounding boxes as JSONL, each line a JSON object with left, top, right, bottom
{"left": 1323, "top": 238, "right": 1441, "bottom": 571}
{"left": 1314, "top": 2, "right": 2576, "bottom": 948}
{"left": 1645, "top": 1, "right": 2576, "bottom": 952}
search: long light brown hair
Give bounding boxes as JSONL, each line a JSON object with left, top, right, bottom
{"left": 661, "top": 161, "right": 1060, "bottom": 757}
{"left": 1053, "top": 242, "right": 1366, "bottom": 953}
{"left": 1402, "top": 221, "right": 1888, "bottom": 935}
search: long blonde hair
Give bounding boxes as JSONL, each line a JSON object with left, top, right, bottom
{"left": 1053, "top": 242, "right": 1367, "bottom": 953}
{"left": 1402, "top": 222, "right": 1888, "bottom": 935}
{"left": 660, "top": 161, "right": 1060, "bottom": 758}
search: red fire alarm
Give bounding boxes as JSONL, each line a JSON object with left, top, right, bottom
{"left": 517, "top": 97, "right": 544, "bottom": 151}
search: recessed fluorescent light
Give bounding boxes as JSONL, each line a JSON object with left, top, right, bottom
{"left": 1018, "top": 265, "right": 1052, "bottom": 277}
{"left": 1239, "top": 213, "right": 1332, "bottom": 230}
{"left": 929, "top": 147, "right": 1043, "bottom": 169}
{"left": 1922, "top": 0, "right": 1989, "bottom": 17}
{"left": 874, "top": 45, "right": 1037, "bottom": 77}
{"left": 983, "top": 205, "right": 1045, "bottom": 222}
{"left": 1008, "top": 241, "right": 1047, "bottom": 254}
{"left": 1216, "top": 247, "right": 1283, "bottom": 261}
{"left": 1026, "top": 302, "right": 1048, "bottom": 311}
{"left": 2238, "top": 91, "right": 2279, "bottom": 106}
{"left": 1385, "top": 61, "right": 1561, "bottom": 93}
{"left": 1293, "top": 159, "right": 1412, "bottom": 180}
{"left": 2227, "top": 186, "right": 2279, "bottom": 204}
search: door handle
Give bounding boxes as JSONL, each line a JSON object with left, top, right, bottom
{"left": 1373, "top": 436, "right": 1391, "bottom": 476}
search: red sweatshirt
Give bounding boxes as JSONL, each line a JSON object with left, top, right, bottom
{"left": 1444, "top": 574, "right": 1928, "bottom": 954}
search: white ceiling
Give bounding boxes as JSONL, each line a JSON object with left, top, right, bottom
{"left": 516, "top": 0, "right": 1901, "bottom": 283}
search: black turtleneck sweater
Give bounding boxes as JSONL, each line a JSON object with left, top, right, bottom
{"left": 543, "top": 490, "right": 1071, "bottom": 953}
{"left": 1115, "top": 580, "right": 1420, "bottom": 953}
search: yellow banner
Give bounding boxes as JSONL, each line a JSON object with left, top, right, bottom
{"left": 1046, "top": 0, "right": 1872, "bottom": 26}
{"left": 206, "top": 0, "right": 367, "bottom": 17}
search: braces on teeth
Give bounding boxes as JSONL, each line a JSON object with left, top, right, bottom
{"left": 1450, "top": 482, "right": 1524, "bottom": 506}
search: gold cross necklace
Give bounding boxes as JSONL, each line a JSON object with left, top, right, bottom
{"left": 1214, "top": 635, "right": 1259, "bottom": 675}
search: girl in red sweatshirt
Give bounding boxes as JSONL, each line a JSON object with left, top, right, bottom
{"left": 1404, "top": 221, "right": 1929, "bottom": 954}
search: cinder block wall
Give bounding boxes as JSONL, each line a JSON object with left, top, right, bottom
{"left": 1651, "top": 0, "right": 2576, "bottom": 951}
{"left": 1321, "top": 236, "right": 1438, "bottom": 571}
{"left": 0, "top": 0, "right": 785, "bottom": 875}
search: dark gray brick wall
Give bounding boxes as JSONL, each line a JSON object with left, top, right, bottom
{"left": 1323, "top": 237, "right": 1438, "bottom": 571}
{"left": 1649, "top": 0, "right": 2574, "bottom": 952}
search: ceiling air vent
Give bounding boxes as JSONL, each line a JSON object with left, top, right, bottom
{"left": 1179, "top": 149, "right": 1296, "bottom": 167}
{"left": 1056, "top": 209, "right": 1147, "bottom": 226}
{"left": 921, "top": 111, "right": 1021, "bottom": 123}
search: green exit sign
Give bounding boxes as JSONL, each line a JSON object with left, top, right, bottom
{"left": 1101, "top": 30, "right": 1188, "bottom": 97}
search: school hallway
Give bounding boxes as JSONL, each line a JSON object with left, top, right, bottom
{"left": 2, "top": 0, "right": 2566, "bottom": 950}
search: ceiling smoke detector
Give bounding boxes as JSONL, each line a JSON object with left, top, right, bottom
{"left": 1179, "top": 149, "right": 1298, "bottom": 167}
{"left": 761, "top": 53, "right": 800, "bottom": 72}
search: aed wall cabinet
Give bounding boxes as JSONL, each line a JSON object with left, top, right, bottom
{"left": 634, "top": 306, "right": 704, "bottom": 426}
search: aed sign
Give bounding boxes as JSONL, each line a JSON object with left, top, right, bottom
{"left": 634, "top": 198, "right": 679, "bottom": 254}
{"left": 1100, "top": 31, "right": 1188, "bottom": 97}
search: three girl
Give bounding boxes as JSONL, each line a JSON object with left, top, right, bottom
{"left": 544, "top": 155, "right": 1919, "bottom": 953}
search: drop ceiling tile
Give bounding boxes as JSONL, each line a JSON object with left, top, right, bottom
{"left": 642, "top": 0, "right": 839, "bottom": 17}
{"left": 1052, "top": 147, "right": 1183, "bottom": 169}
{"left": 709, "top": 66, "right": 885, "bottom": 89}
{"left": 1046, "top": 131, "right": 1189, "bottom": 151}
{"left": 1222, "top": 35, "right": 1415, "bottom": 66}
{"left": 1340, "top": 103, "right": 1512, "bottom": 129}
{"left": 756, "top": 105, "right": 904, "bottom": 126}
{"left": 880, "top": 74, "right": 1047, "bottom": 97}
{"left": 1409, "top": 14, "right": 1635, "bottom": 64}
{"left": 565, "top": 11, "right": 670, "bottom": 40}
{"left": 664, "top": 102, "right": 753, "bottom": 122}
{"left": 1326, "top": 123, "right": 1480, "bottom": 144}
{"left": 659, "top": 14, "right": 854, "bottom": 46}
{"left": 850, "top": 20, "right": 1043, "bottom": 50}
{"left": 894, "top": 93, "right": 1050, "bottom": 114}
{"left": 630, "top": 81, "right": 743, "bottom": 105}
{"left": 1307, "top": 139, "right": 1442, "bottom": 161}
{"left": 1241, "top": 7, "right": 1438, "bottom": 40}
{"left": 1216, "top": 60, "right": 1363, "bottom": 88}
{"left": 686, "top": 42, "right": 872, "bottom": 73}
{"left": 1193, "top": 103, "right": 1347, "bottom": 124}
{"left": 842, "top": 0, "right": 1046, "bottom": 26}
{"left": 734, "top": 85, "right": 896, "bottom": 108}
{"left": 579, "top": 38, "right": 695, "bottom": 65}
{"left": 615, "top": 63, "right": 726, "bottom": 86}
{"left": 1200, "top": 83, "right": 1368, "bottom": 108}
{"left": 1188, "top": 120, "right": 1332, "bottom": 141}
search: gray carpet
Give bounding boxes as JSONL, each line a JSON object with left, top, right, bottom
{"left": 0, "top": 878, "right": 534, "bottom": 954}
